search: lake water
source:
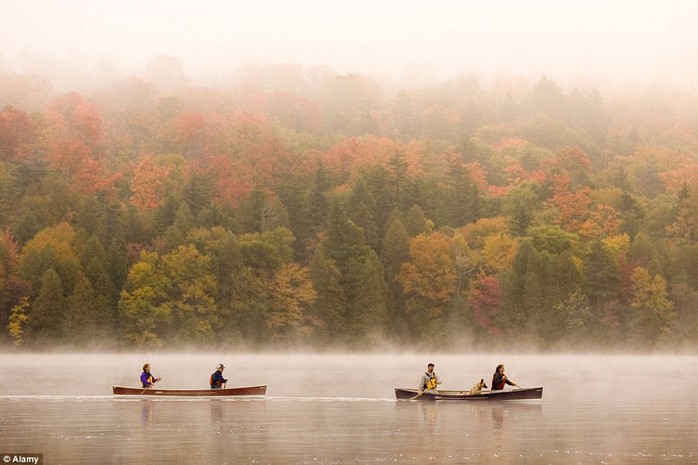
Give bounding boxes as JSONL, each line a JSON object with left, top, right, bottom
{"left": 1, "top": 353, "right": 696, "bottom": 464}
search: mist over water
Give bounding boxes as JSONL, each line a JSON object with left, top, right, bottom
{"left": 2, "top": 353, "right": 697, "bottom": 464}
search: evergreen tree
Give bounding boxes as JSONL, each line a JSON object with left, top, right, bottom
{"left": 64, "top": 275, "right": 107, "bottom": 345}
{"left": 308, "top": 250, "right": 347, "bottom": 342}
{"left": 381, "top": 213, "right": 410, "bottom": 334}
{"left": 76, "top": 196, "right": 105, "bottom": 240}
{"left": 260, "top": 195, "right": 292, "bottom": 232}
{"left": 389, "top": 149, "right": 408, "bottom": 202}
{"left": 173, "top": 202, "right": 194, "bottom": 234}
{"left": 583, "top": 240, "right": 621, "bottom": 307}
{"left": 554, "top": 286, "right": 593, "bottom": 345}
{"left": 404, "top": 204, "right": 432, "bottom": 237}
{"left": 106, "top": 241, "right": 129, "bottom": 303}
{"left": 15, "top": 211, "right": 41, "bottom": 245}
{"left": 324, "top": 196, "right": 369, "bottom": 270}
{"left": 154, "top": 192, "right": 182, "bottom": 234}
{"left": 347, "top": 175, "right": 380, "bottom": 253}
{"left": 27, "top": 268, "right": 66, "bottom": 343}
{"left": 305, "top": 161, "right": 331, "bottom": 236}
{"left": 274, "top": 174, "right": 313, "bottom": 260}
{"left": 350, "top": 250, "right": 389, "bottom": 341}
{"left": 186, "top": 226, "right": 243, "bottom": 312}
{"left": 183, "top": 171, "right": 214, "bottom": 218}
{"left": 363, "top": 165, "right": 395, "bottom": 242}
{"left": 239, "top": 185, "right": 266, "bottom": 233}
{"left": 444, "top": 154, "right": 480, "bottom": 227}
{"left": 522, "top": 250, "right": 546, "bottom": 341}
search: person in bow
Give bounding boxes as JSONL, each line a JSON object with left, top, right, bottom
{"left": 140, "top": 363, "right": 161, "bottom": 388}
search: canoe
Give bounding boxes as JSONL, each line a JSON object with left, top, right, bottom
{"left": 395, "top": 386, "right": 543, "bottom": 401}
{"left": 112, "top": 385, "right": 267, "bottom": 397}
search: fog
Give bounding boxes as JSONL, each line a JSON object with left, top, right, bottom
{"left": 2, "top": 0, "right": 697, "bottom": 90}
{"left": 3, "top": 352, "right": 698, "bottom": 463}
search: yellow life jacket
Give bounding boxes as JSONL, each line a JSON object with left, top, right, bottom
{"left": 426, "top": 376, "right": 438, "bottom": 390}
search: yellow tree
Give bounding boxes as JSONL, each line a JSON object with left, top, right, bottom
{"left": 19, "top": 223, "right": 82, "bottom": 298}
{"left": 118, "top": 245, "right": 218, "bottom": 346}
{"left": 459, "top": 217, "right": 510, "bottom": 250}
{"left": 160, "top": 244, "right": 219, "bottom": 339}
{"left": 7, "top": 297, "right": 29, "bottom": 347}
{"left": 266, "top": 263, "right": 318, "bottom": 338}
{"left": 397, "top": 232, "right": 456, "bottom": 321}
{"left": 118, "top": 251, "right": 171, "bottom": 347}
{"left": 628, "top": 267, "right": 675, "bottom": 347}
{"left": 479, "top": 234, "right": 519, "bottom": 275}
{"left": 452, "top": 220, "right": 517, "bottom": 289}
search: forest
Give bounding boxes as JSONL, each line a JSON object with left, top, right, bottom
{"left": 1, "top": 59, "right": 698, "bottom": 351}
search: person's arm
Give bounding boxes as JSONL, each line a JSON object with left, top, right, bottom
{"left": 505, "top": 377, "right": 520, "bottom": 388}
{"left": 418, "top": 374, "right": 426, "bottom": 393}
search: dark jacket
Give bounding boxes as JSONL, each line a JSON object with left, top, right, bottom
{"left": 492, "top": 371, "right": 514, "bottom": 390}
{"left": 210, "top": 370, "right": 228, "bottom": 389}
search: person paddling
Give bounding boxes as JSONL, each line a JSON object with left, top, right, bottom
{"left": 140, "top": 363, "right": 161, "bottom": 389}
{"left": 419, "top": 363, "right": 441, "bottom": 395}
{"left": 491, "top": 364, "right": 520, "bottom": 390}
{"left": 210, "top": 363, "right": 228, "bottom": 389}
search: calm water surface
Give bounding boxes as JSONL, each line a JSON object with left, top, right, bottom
{"left": 1, "top": 353, "right": 696, "bottom": 464}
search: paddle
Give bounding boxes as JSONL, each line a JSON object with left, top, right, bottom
{"left": 409, "top": 391, "right": 423, "bottom": 401}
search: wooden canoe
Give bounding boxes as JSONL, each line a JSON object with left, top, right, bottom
{"left": 113, "top": 385, "right": 267, "bottom": 397}
{"left": 395, "top": 386, "right": 543, "bottom": 401}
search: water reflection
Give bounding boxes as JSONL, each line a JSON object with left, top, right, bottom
{"left": 140, "top": 401, "right": 154, "bottom": 427}
{"left": 423, "top": 402, "right": 440, "bottom": 429}
{"left": 210, "top": 400, "right": 223, "bottom": 424}
{"left": 491, "top": 403, "right": 506, "bottom": 430}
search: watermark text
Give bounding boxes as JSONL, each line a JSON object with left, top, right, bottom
{"left": 1, "top": 454, "right": 43, "bottom": 465}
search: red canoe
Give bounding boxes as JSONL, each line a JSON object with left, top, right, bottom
{"left": 112, "top": 385, "right": 267, "bottom": 397}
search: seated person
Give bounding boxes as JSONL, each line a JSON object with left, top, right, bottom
{"left": 140, "top": 363, "right": 160, "bottom": 388}
{"left": 491, "top": 364, "right": 520, "bottom": 390}
{"left": 419, "top": 363, "right": 441, "bottom": 394}
{"left": 210, "top": 363, "right": 228, "bottom": 389}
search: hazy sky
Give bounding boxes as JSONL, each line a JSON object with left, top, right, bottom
{"left": 1, "top": 0, "right": 697, "bottom": 86}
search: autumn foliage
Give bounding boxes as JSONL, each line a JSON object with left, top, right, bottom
{"left": 0, "top": 64, "right": 697, "bottom": 351}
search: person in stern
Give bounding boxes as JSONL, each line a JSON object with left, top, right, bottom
{"left": 210, "top": 363, "right": 228, "bottom": 389}
{"left": 491, "top": 364, "right": 520, "bottom": 390}
{"left": 140, "top": 363, "right": 161, "bottom": 389}
{"left": 419, "top": 363, "right": 441, "bottom": 394}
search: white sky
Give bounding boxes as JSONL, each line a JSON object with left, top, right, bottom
{"left": 1, "top": 0, "right": 697, "bottom": 86}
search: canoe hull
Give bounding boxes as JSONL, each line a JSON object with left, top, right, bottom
{"left": 112, "top": 385, "right": 267, "bottom": 397}
{"left": 395, "top": 387, "right": 543, "bottom": 401}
